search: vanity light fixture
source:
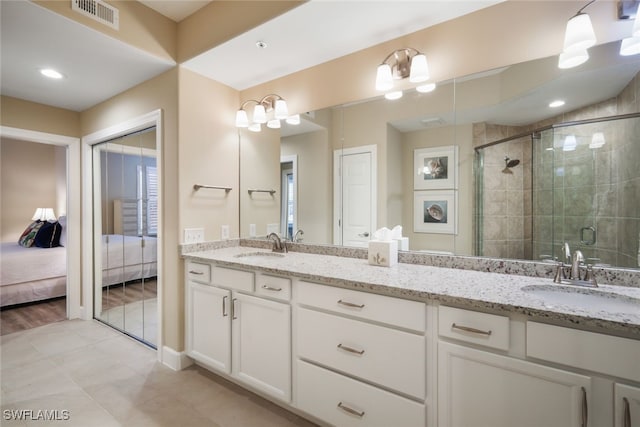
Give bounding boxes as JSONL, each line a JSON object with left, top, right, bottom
{"left": 558, "top": 0, "right": 597, "bottom": 69}
{"left": 620, "top": 4, "right": 640, "bottom": 55}
{"left": 376, "top": 47, "right": 432, "bottom": 99}
{"left": 562, "top": 134, "right": 578, "bottom": 151}
{"left": 589, "top": 132, "right": 606, "bottom": 149}
{"left": 235, "top": 94, "right": 299, "bottom": 132}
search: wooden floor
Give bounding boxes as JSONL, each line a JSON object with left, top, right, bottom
{"left": 1, "top": 278, "right": 158, "bottom": 336}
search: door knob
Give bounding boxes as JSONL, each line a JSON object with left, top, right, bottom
{"left": 358, "top": 232, "right": 370, "bottom": 237}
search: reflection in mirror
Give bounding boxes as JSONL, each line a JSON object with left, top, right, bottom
{"left": 471, "top": 41, "right": 640, "bottom": 270}
{"left": 92, "top": 127, "right": 158, "bottom": 347}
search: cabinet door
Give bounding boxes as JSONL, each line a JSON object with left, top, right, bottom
{"left": 615, "top": 384, "right": 640, "bottom": 427}
{"left": 186, "top": 282, "right": 231, "bottom": 373}
{"left": 232, "top": 292, "right": 291, "bottom": 402}
{"left": 438, "top": 342, "right": 591, "bottom": 427}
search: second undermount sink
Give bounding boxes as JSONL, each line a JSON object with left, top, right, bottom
{"left": 234, "top": 251, "right": 286, "bottom": 259}
{"left": 521, "top": 284, "right": 640, "bottom": 313}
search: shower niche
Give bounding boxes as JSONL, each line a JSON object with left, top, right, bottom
{"left": 475, "top": 113, "right": 640, "bottom": 269}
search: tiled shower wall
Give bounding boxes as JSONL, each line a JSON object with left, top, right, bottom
{"left": 475, "top": 71, "right": 640, "bottom": 266}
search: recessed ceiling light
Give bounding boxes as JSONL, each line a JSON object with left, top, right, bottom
{"left": 40, "top": 68, "right": 64, "bottom": 79}
{"left": 256, "top": 41, "right": 267, "bottom": 49}
{"left": 549, "top": 100, "right": 565, "bottom": 108}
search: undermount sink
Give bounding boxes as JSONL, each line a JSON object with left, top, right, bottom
{"left": 521, "top": 284, "right": 640, "bottom": 312}
{"left": 234, "top": 251, "right": 286, "bottom": 259}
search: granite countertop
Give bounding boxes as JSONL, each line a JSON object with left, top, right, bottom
{"left": 183, "top": 246, "right": 640, "bottom": 339}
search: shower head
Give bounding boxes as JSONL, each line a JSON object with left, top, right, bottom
{"left": 502, "top": 156, "right": 520, "bottom": 174}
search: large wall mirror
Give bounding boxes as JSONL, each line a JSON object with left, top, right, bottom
{"left": 239, "top": 40, "right": 640, "bottom": 271}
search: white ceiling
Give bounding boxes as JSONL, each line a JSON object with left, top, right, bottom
{"left": 0, "top": 0, "right": 502, "bottom": 112}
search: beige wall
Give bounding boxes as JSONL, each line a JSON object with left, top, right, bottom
{"left": 1, "top": 138, "right": 65, "bottom": 241}
{"left": 1, "top": 96, "right": 81, "bottom": 137}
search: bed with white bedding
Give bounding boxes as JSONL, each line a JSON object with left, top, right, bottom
{"left": 0, "top": 242, "right": 67, "bottom": 307}
{"left": 0, "top": 234, "right": 157, "bottom": 307}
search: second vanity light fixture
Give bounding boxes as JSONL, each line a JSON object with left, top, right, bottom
{"left": 235, "top": 94, "right": 300, "bottom": 132}
{"left": 375, "top": 48, "right": 435, "bottom": 100}
{"left": 558, "top": 0, "right": 597, "bottom": 69}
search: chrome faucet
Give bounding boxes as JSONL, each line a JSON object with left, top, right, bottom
{"left": 267, "top": 232, "right": 287, "bottom": 253}
{"left": 553, "top": 243, "right": 597, "bottom": 287}
{"left": 293, "top": 229, "right": 304, "bottom": 243}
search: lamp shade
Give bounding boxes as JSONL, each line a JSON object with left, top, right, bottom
{"left": 409, "top": 54, "right": 429, "bottom": 83}
{"left": 589, "top": 132, "right": 605, "bottom": 149}
{"left": 563, "top": 134, "right": 577, "bottom": 151}
{"left": 274, "top": 99, "right": 288, "bottom": 120}
{"left": 620, "top": 37, "right": 640, "bottom": 56}
{"left": 375, "top": 64, "right": 393, "bottom": 91}
{"left": 253, "top": 104, "right": 267, "bottom": 123}
{"left": 563, "top": 13, "right": 596, "bottom": 52}
{"left": 235, "top": 109, "right": 249, "bottom": 128}
{"left": 416, "top": 82, "right": 436, "bottom": 93}
{"left": 32, "top": 208, "right": 56, "bottom": 221}
{"left": 384, "top": 90, "right": 403, "bottom": 100}
{"left": 286, "top": 114, "right": 301, "bottom": 125}
{"left": 248, "top": 123, "right": 261, "bottom": 132}
{"left": 267, "top": 119, "right": 281, "bottom": 129}
{"left": 558, "top": 48, "right": 589, "bottom": 69}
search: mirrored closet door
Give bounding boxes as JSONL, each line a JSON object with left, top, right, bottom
{"left": 92, "top": 127, "right": 158, "bottom": 347}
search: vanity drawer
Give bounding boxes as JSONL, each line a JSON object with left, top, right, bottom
{"left": 297, "top": 307, "right": 425, "bottom": 399}
{"left": 255, "top": 274, "right": 291, "bottom": 301}
{"left": 211, "top": 265, "right": 254, "bottom": 292}
{"left": 296, "top": 360, "right": 426, "bottom": 427}
{"left": 297, "top": 281, "right": 425, "bottom": 333}
{"left": 186, "top": 261, "right": 211, "bottom": 284}
{"left": 438, "top": 305, "right": 510, "bottom": 351}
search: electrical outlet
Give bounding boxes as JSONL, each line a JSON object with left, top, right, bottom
{"left": 266, "top": 223, "right": 279, "bottom": 235}
{"left": 221, "top": 225, "right": 230, "bottom": 240}
{"left": 184, "top": 228, "right": 204, "bottom": 243}
{"left": 249, "top": 224, "right": 257, "bottom": 238}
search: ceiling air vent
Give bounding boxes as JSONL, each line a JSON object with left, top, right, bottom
{"left": 71, "top": 0, "right": 119, "bottom": 30}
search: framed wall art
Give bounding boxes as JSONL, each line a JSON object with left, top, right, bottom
{"left": 413, "top": 190, "right": 457, "bottom": 234}
{"left": 413, "top": 145, "right": 458, "bottom": 190}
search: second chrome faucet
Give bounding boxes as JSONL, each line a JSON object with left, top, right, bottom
{"left": 553, "top": 243, "right": 597, "bottom": 287}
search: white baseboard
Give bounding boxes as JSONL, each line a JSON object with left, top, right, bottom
{"left": 162, "top": 346, "right": 193, "bottom": 371}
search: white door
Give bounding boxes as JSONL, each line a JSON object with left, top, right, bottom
{"left": 438, "top": 342, "right": 591, "bottom": 427}
{"left": 186, "top": 282, "right": 231, "bottom": 373}
{"left": 232, "top": 292, "right": 291, "bottom": 402}
{"left": 615, "top": 383, "right": 640, "bottom": 427}
{"left": 334, "top": 146, "right": 376, "bottom": 247}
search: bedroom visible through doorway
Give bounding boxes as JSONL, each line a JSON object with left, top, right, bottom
{"left": 92, "top": 127, "right": 158, "bottom": 348}
{"left": 0, "top": 138, "right": 68, "bottom": 335}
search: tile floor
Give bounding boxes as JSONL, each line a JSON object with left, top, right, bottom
{"left": 1, "top": 319, "right": 317, "bottom": 427}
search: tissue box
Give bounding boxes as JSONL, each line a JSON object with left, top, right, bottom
{"left": 396, "top": 237, "right": 409, "bottom": 251}
{"left": 368, "top": 240, "right": 398, "bottom": 267}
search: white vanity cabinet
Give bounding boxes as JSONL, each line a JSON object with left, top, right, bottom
{"left": 185, "top": 261, "right": 292, "bottom": 402}
{"left": 615, "top": 384, "right": 640, "bottom": 427}
{"left": 294, "top": 280, "right": 427, "bottom": 427}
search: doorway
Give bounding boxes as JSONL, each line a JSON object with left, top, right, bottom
{"left": 92, "top": 127, "right": 158, "bottom": 347}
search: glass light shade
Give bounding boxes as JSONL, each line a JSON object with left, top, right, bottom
{"left": 416, "top": 82, "right": 436, "bottom": 93}
{"left": 274, "top": 99, "right": 288, "bottom": 120}
{"left": 384, "top": 90, "right": 403, "bottom": 100}
{"left": 409, "top": 54, "right": 429, "bottom": 83}
{"left": 235, "top": 109, "right": 249, "bottom": 128}
{"left": 376, "top": 64, "right": 393, "bottom": 91}
{"left": 248, "top": 123, "right": 261, "bottom": 132}
{"left": 253, "top": 104, "right": 267, "bottom": 123}
{"left": 563, "top": 134, "right": 577, "bottom": 151}
{"left": 563, "top": 13, "right": 596, "bottom": 52}
{"left": 267, "top": 119, "right": 281, "bottom": 129}
{"left": 620, "top": 37, "right": 640, "bottom": 56}
{"left": 286, "top": 114, "right": 301, "bottom": 125}
{"left": 589, "top": 132, "right": 605, "bottom": 149}
{"left": 558, "top": 48, "right": 589, "bottom": 69}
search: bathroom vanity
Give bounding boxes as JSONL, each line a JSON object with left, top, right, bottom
{"left": 182, "top": 243, "right": 640, "bottom": 427}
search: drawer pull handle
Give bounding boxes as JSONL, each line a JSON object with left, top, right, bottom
{"left": 338, "top": 299, "right": 365, "bottom": 309}
{"left": 222, "top": 296, "right": 228, "bottom": 317}
{"left": 232, "top": 298, "right": 238, "bottom": 320}
{"left": 261, "top": 285, "right": 282, "bottom": 292}
{"left": 451, "top": 323, "right": 492, "bottom": 336}
{"left": 623, "top": 397, "right": 631, "bottom": 427}
{"left": 337, "top": 343, "right": 365, "bottom": 355}
{"left": 337, "top": 402, "right": 365, "bottom": 418}
{"left": 189, "top": 270, "right": 204, "bottom": 275}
